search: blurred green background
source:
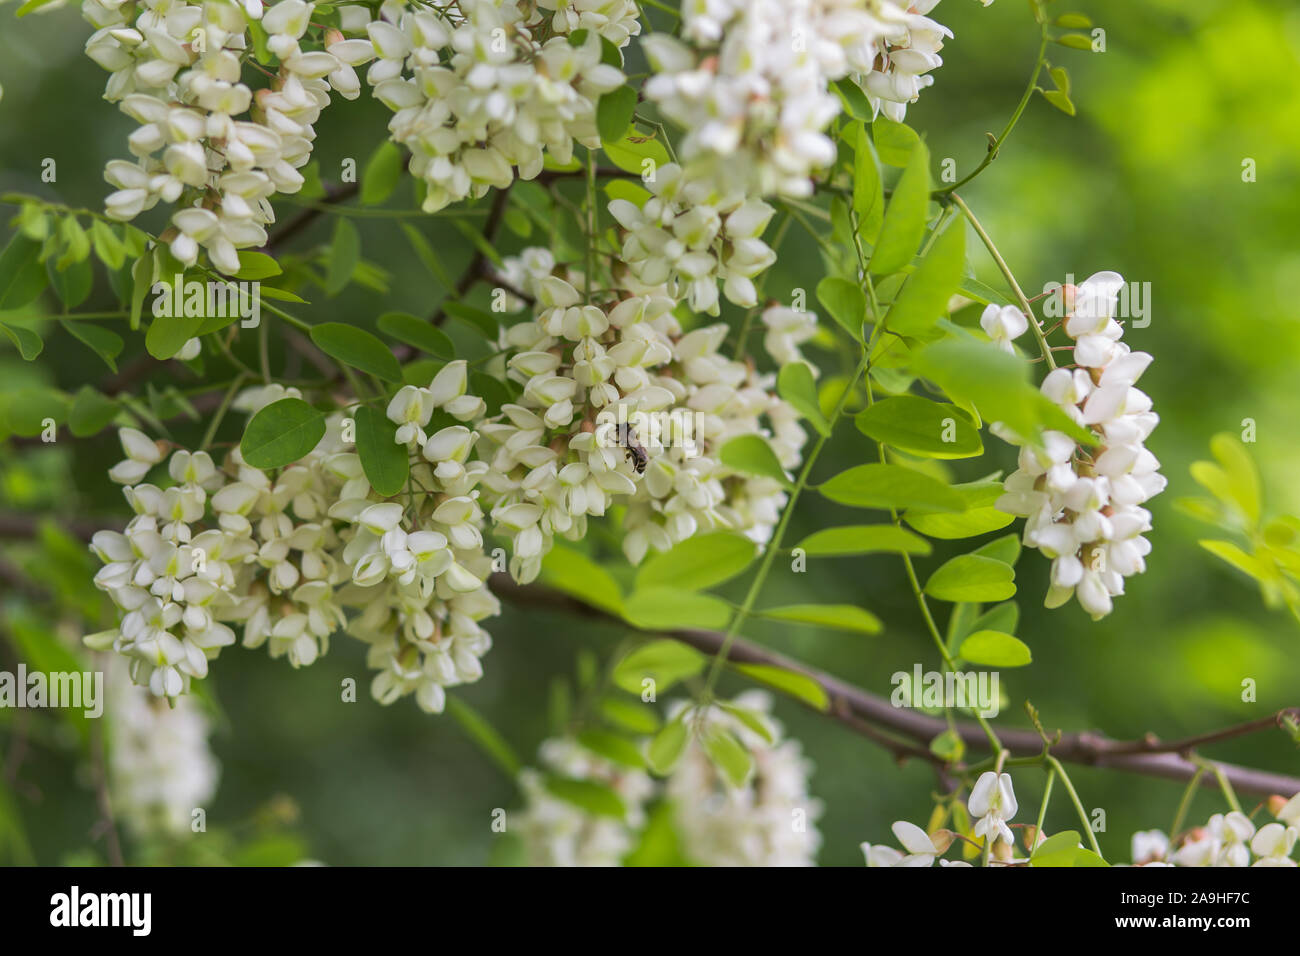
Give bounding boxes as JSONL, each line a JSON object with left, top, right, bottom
{"left": 1, "top": 0, "right": 1298, "bottom": 865}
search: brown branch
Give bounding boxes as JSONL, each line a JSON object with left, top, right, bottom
{"left": 6, "top": 511, "right": 1295, "bottom": 798}
{"left": 490, "top": 574, "right": 1300, "bottom": 799}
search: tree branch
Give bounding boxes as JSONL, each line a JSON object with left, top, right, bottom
{"left": 490, "top": 575, "right": 1300, "bottom": 799}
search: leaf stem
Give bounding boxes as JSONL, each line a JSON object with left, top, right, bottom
{"left": 950, "top": 193, "right": 1055, "bottom": 370}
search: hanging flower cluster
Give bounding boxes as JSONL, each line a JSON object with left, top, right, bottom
{"left": 515, "top": 736, "right": 655, "bottom": 866}
{"left": 85, "top": 0, "right": 378, "bottom": 273}
{"left": 515, "top": 692, "right": 822, "bottom": 866}
{"left": 364, "top": 0, "right": 633, "bottom": 212}
{"left": 87, "top": 382, "right": 499, "bottom": 715}
{"left": 1132, "top": 795, "right": 1300, "bottom": 867}
{"left": 994, "top": 271, "right": 1166, "bottom": 620}
{"left": 106, "top": 663, "right": 219, "bottom": 840}
{"left": 88, "top": 223, "right": 815, "bottom": 708}
{"left": 482, "top": 246, "right": 813, "bottom": 574}
{"left": 641, "top": 0, "right": 952, "bottom": 199}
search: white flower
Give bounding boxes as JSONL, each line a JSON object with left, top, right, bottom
{"left": 969, "top": 771, "right": 1017, "bottom": 846}
{"left": 980, "top": 303, "right": 1029, "bottom": 353}
{"left": 1250, "top": 823, "right": 1297, "bottom": 866}
{"left": 108, "top": 427, "right": 165, "bottom": 484}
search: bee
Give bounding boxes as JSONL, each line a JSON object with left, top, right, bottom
{"left": 614, "top": 422, "right": 648, "bottom": 474}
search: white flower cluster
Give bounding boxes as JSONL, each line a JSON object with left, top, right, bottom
{"left": 608, "top": 166, "right": 776, "bottom": 315}
{"left": 84, "top": 0, "right": 377, "bottom": 273}
{"left": 106, "top": 663, "right": 219, "bottom": 840}
{"left": 515, "top": 692, "right": 822, "bottom": 866}
{"left": 994, "top": 272, "right": 1166, "bottom": 620}
{"left": 481, "top": 249, "right": 812, "bottom": 575}
{"left": 516, "top": 736, "right": 655, "bottom": 866}
{"left": 863, "top": 769, "right": 1011, "bottom": 866}
{"left": 642, "top": 0, "right": 952, "bottom": 199}
{"left": 1132, "top": 794, "right": 1300, "bottom": 867}
{"left": 666, "top": 691, "right": 823, "bottom": 866}
{"left": 87, "top": 379, "right": 498, "bottom": 714}
{"left": 364, "top": 0, "right": 633, "bottom": 213}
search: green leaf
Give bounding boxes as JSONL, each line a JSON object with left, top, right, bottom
{"left": 324, "top": 218, "right": 360, "bottom": 295}
{"left": 856, "top": 395, "right": 982, "bottom": 459}
{"left": 234, "top": 250, "right": 282, "bottom": 280}
{"left": 733, "top": 663, "right": 830, "bottom": 712}
{"left": 871, "top": 115, "right": 921, "bottom": 167}
{"left": 703, "top": 728, "right": 753, "bottom": 788}
{"left": 815, "top": 276, "right": 867, "bottom": 339}
{"left": 540, "top": 544, "right": 625, "bottom": 617}
{"left": 310, "top": 322, "right": 403, "bottom": 383}
{"left": 1194, "top": 433, "right": 1260, "bottom": 524}
{"left": 757, "top": 603, "right": 882, "bottom": 634}
{"left": 905, "top": 479, "right": 1016, "bottom": 539}
{"left": 62, "top": 321, "right": 123, "bottom": 371}
{"left": 925, "top": 554, "right": 1016, "bottom": 603}
{"left": 930, "top": 729, "right": 965, "bottom": 762}
{"left": 0, "top": 322, "right": 42, "bottom": 360}
{"left": 145, "top": 312, "right": 203, "bottom": 360}
{"left": 970, "top": 601, "right": 1020, "bottom": 640}
{"left": 884, "top": 217, "right": 965, "bottom": 336}
{"left": 1049, "top": 65, "right": 1072, "bottom": 96}
{"left": 377, "top": 310, "right": 454, "bottom": 358}
{"left": 719, "top": 434, "right": 791, "bottom": 486}
{"left": 47, "top": 255, "right": 93, "bottom": 308}
{"left": 973, "top": 534, "right": 1021, "bottom": 567}
{"left": 1030, "top": 831, "right": 1108, "bottom": 867}
{"left": 794, "top": 524, "right": 932, "bottom": 558}
{"left": 852, "top": 123, "right": 884, "bottom": 243}
{"left": 2, "top": 387, "right": 70, "bottom": 436}
{"left": 1055, "top": 33, "right": 1095, "bottom": 51}
{"left": 819, "top": 463, "right": 963, "bottom": 512}
{"left": 0, "top": 234, "right": 47, "bottom": 310}
{"left": 833, "top": 77, "right": 875, "bottom": 122}
{"left": 871, "top": 138, "right": 930, "bottom": 276}
{"left": 612, "top": 640, "right": 706, "bottom": 695}
{"left": 636, "top": 530, "right": 757, "bottom": 593}
{"left": 647, "top": 719, "right": 689, "bottom": 774}
{"left": 1199, "top": 539, "right": 1268, "bottom": 583}
{"left": 354, "top": 404, "right": 409, "bottom": 497}
{"left": 543, "top": 775, "right": 627, "bottom": 819}
{"left": 597, "top": 86, "right": 638, "bottom": 144}
{"left": 240, "top": 397, "right": 326, "bottom": 470}
{"left": 67, "top": 386, "right": 119, "bottom": 437}
{"left": 602, "top": 130, "right": 671, "bottom": 176}
{"left": 576, "top": 729, "right": 646, "bottom": 769}
{"left": 718, "top": 703, "right": 775, "bottom": 745}
{"left": 1041, "top": 89, "right": 1076, "bottom": 116}
{"left": 361, "top": 141, "right": 403, "bottom": 205}
{"left": 622, "top": 588, "right": 732, "bottom": 631}
{"left": 913, "top": 337, "right": 1094, "bottom": 446}
{"left": 89, "top": 219, "right": 126, "bottom": 271}
{"left": 958, "top": 629, "right": 1032, "bottom": 667}
{"left": 778, "top": 362, "right": 831, "bottom": 437}
{"left": 1054, "top": 13, "right": 1093, "bottom": 29}
{"left": 445, "top": 696, "right": 521, "bottom": 777}
{"left": 601, "top": 698, "right": 660, "bottom": 735}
